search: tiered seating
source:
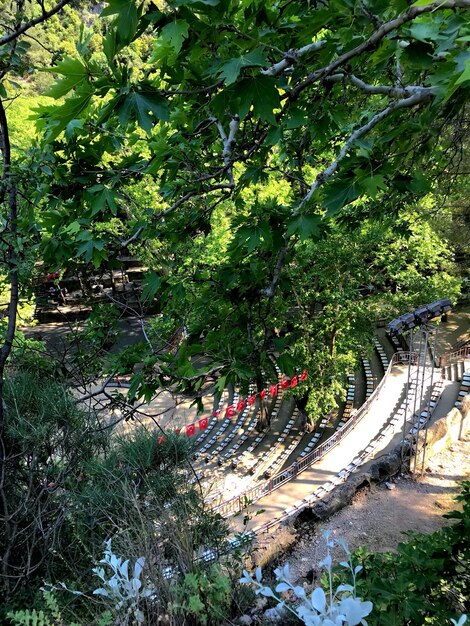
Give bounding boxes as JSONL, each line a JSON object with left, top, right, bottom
{"left": 298, "top": 431, "right": 322, "bottom": 458}
{"left": 363, "top": 358, "right": 375, "bottom": 397}
{"left": 247, "top": 410, "right": 299, "bottom": 476}
{"left": 193, "top": 393, "right": 227, "bottom": 452}
{"left": 374, "top": 338, "right": 389, "bottom": 372}
{"left": 455, "top": 371, "right": 470, "bottom": 407}
{"left": 231, "top": 382, "right": 283, "bottom": 469}
{"left": 218, "top": 402, "right": 259, "bottom": 466}
{"left": 336, "top": 373, "right": 356, "bottom": 428}
{"left": 263, "top": 427, "right": 304, "bottom": 478}
{"left": 408, "top": 380, "right": 443, "bottom": 436}
{"left": 387, "top": 331, "right": 405, "bottom": 359}
{"left": 204, "top": 390, "right": 245, "bottom": 463}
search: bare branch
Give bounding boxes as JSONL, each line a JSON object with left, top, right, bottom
{"left": 0, "top": 0, "right": 71, "bottom": 46}
{"left": 325, "top": 74, "right": 434, "bottom": 98}
{"left": 261, "top": 41, "right": 326, "bottom": 77}
{"left": 210, "top": 115, "right": 239, "bottom": 186}
{"left": 294, "top": 88, "right": 435, "bottom": 215}
{"left": 288, "top": 0, "right": 470, "bottom": 100}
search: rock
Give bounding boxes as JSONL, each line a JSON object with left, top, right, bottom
{"left": 385, "top": 482, "right": 396, "bottom": 490}
{"left": 264, "top": 608, "right": 282, "bottom": 622}
{"left": 238, "top": 615, "right": 253, "bottom": 626}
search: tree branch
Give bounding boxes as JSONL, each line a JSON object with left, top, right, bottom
{"left": 210, "top": 115, "right": 239, "bottom": 187}
{"left": 261, "top": 88, "right": 436, "bottom": 297}
{"left": 324, "top": 74, "right": 434, "bottom": 98}
{"left": 261, "top": 41, "right": 326, "bottom": 77}
{"left": 288, "top": 0, "right": 470, "bottom": 100}
{"left": 0, "top": 0, "right": 72, "bottom": 46}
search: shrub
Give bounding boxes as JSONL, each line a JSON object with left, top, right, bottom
{"left": 170, "top": 564, "right": 232, "bottom": 626}
{"left": 0, "top": 370, "right": 229, "bottom": 623}
{"left": 240, "top": 531, "right": 373, "bottom": 626}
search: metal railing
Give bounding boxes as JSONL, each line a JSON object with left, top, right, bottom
{"left": 213, "top": 351, "right": 417, "bottom": 517}
{"left": 440, "top": 345, "right": 470, "bottom": 370}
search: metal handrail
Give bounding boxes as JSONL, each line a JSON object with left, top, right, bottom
{"left": 440, "top": 345, "right": 470, "bottom": 369}
{"left": 213, "top": 351, "right": 417, "bottom": 517}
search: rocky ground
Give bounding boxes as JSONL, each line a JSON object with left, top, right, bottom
{"left": 264, "top": 432, "right": 470, "bottom": 587}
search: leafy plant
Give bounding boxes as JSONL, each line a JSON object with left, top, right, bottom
{"left": 92, "top": 539, "right": 156, "bottom": 625}
{"left": 7, "top": 590, "right": 79, "bottom": 626}
{"left": 240, "top": 531, "right": 373, "bottom": 626}
{"left": 337, "top": 481, "right": 470, "bottom": 625}
{"left": 171, "top": 564, "right": 231, "bottom": 626}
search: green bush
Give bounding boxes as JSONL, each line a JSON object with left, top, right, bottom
{"left": 0, "top": 371, "right": 229, "bottom": 624}
{"left": 170, "top": 565, "right": 232, "bottom": 626}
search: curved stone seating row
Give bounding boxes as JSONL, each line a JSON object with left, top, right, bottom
{"left": 297, "top": 430, "right": 322, "bottom": 459}
{"left": 251, "top": 360, "right": 441, "bottom": 536}
{"left": 213, "top": 385, "right": 283, "bottom": 467}
{"left": 198, "top": 381, "right": 281, "bottom": 470}
{"left": 194, "top": 393, "right": 227, "bottom": 448}
{"left": 218, "top": 404, "right": 260, "bottom": 466}
{"left": 336, "top": 373, "right": 356, "bottom": 428}
{"left": 456, "top": 371, "right": 470, "bottom": 407}
{"left": 204, "top": 390, "right": 243, "bottom": 463}
{"left": 374, "top": 338, "right": 389, "bottom": 372}
{"left": 409, "top": 381, "right": 443, "bottom": 436}
{"left": 204, "top": 337, "right": 393, "bottom": 513}
{"left": 363, "top": 358, "right": 375, "bottom": 397}
{"left": 232, "top": 411, "right": 277, "bottom": 470}
{"left": 230, "top": 392, "right": 284, "bottom": 470}
{"left": 244, "top": 409, "right": 298, "bottom": 476}
{"left": 387, "top": 331, "right": 403, "bottom": 355}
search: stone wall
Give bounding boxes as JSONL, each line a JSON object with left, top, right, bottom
{"left": 415, "top": 395, "right": 469, "bottom": 464}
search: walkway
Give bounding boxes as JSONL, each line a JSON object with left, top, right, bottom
{"left": 233, "top": 363, "right": 409, "bottom": 533}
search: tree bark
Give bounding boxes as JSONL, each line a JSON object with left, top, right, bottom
{"left": 0, "top": 97, "right": 19, "bottom": 485}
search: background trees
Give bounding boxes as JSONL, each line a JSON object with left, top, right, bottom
{"left": 22, "top": 0, "right": 468, "bottom": 409}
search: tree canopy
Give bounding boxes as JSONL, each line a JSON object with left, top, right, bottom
{"left": 1, "top": 0, "right": 469, "bottom": 416}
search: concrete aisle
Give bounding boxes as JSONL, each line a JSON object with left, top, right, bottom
{"left": 233, "top": 364, "right": 409, "bottom": 533}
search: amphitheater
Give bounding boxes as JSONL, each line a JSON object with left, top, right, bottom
{"left": 32, "top": 269, "right": 470, "bottom": 545}
{"left": 75, "top": 306, "right": 469, "bottom": 547}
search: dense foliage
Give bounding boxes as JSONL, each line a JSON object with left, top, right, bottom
{"left": 0, "top": 370, "right": 228, "bottom": 616}
{"left": 2, "top": 0, "right": 466, "bottom": 417}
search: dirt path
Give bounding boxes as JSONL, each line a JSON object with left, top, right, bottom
{"left": 280, "top": 433, "right": 470, "bottom": 585}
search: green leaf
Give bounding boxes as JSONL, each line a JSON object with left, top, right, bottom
{"left": 358, "top": 174, "right": 386, "bottom": 198}
{"left": 101, "top": 0, "right": 138, "bottom": 42}
{"left": 409, "top": 172, "right": 431, "bottom": 194}
{"left": 142, "top": 271, "right": 161, "bottom": 303}
{"left": 286, "top": 214, "right": 321, "bottom": 241}
{"left": 238, "top": 76, "right": 280, "bottom": 124}
{"left": 277, "top": 353, "right": 295, "bottom": 376}
{"left": 152, "top": 20, "right": 189, "bottom": 64}
{"left": 322, "top": 180, "right": 360, "bottom": 214}
{"left": 455, "top": 58, "right": 470, "bottom": 85}
{"left": 45, "top": 57, "right": 88, "bottom": 98}
{"left": 117, "top": 86, "right": 169, "bottom": 133}
{"left": 87, "top": 186, "right": 117, "bottom": 216}
{"left": 409, "top": 21, "right": 441, "bottom": 43}
{"left": 34, "top": 92, "right": 93, "bottom": 140}
{"left": 215, "top": 48, "right": 267, "bottom": 85}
